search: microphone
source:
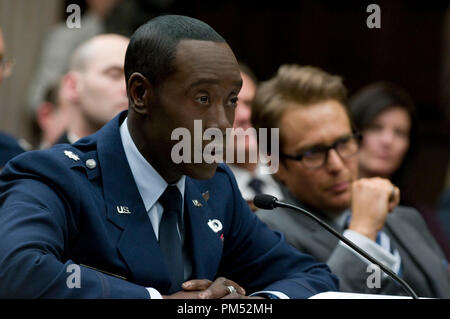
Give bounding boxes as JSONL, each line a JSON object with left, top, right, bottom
{"left": 254, "top": 194, "right": 419, "bottom": 299}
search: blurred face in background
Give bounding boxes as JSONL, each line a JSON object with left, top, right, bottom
{"left": 358, "top": 106, "right": 411, "bottom": 178}
{"left": 0, "top": 28, "right": 6, "bottom": 86}
{"left": 0, "top": 28, "right": 14, "bottom": 87}
{"left": 75, "top": 35, "right": 129, "bottom": 131}
{"left": 232, "top": 71, "right": 258, "bottom": 156}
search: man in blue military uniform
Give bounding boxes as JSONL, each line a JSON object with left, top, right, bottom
{"left": 0, "top": 15, "right": 338, "bottom": 298}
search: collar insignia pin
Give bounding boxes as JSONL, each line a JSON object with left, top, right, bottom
{"left": 201, "top": 191, "right": 210, "bottom": 202}
{"left": 64, "top": 150, "right": 80, "bottom": 161}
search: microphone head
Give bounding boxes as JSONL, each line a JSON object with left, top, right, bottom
{"left": 253, "top": 194, "right": 278, "bottom": 210}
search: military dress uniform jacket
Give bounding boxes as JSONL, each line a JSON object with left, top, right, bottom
{"left": 0, "top": 112, "right": 338, "bottom": 298}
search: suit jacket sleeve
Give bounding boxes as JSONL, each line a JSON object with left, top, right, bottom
{"left": 217, "top": 164, "right": 339, "bottom": 298}
{"left": 327, "top": 207, "right": 449, "bottom": 296}
{"left": 327, "top": 242, "right": 405, "bottom": 295}
{"left": 256, "top": 206, "right": 407, "bottom": 295}
{"left": 0, "top": 152, "right": 149, "bottom": 298}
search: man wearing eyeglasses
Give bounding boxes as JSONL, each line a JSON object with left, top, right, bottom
{"left": 253, "top": 64, "right": 450, "bottom": 298}
{"left": 0, "top": 28, "right": 14, "bottom": 86}
{"left": 0, "top": 27, "right": 24, "bottom": 171}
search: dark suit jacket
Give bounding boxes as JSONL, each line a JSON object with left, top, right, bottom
{"left": 256, "top": 188, "right": 450, "bottom": 298}
{"left": 0, "top": 131, "right": 25, "bottom": 168}
{"left": 437, "top": 189, "right": 450, "bottom": 244}
{"left": 0, "top": 112, "right": 338, "bottom": 298}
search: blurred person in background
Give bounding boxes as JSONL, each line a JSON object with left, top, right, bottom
{"left": 0, "top": 27, "right": 14, "bottom": 87}
{"left": 27, "top": 0, "right": 123, "bottom": 114}
{"left": 56, "top": 33, "right": 129, "bottom": 143}
{"left": 348, "top": 82, "right": 417, "bottom": 186}
{"left": 349, "top": 82, "right": 450, "bottom": 257}
{"left": 228, "top": 62, "right": 282, "bottom": 211}
{"left": 0, "top": 27, "right": 25, "bottom": 170}
{"left": 33, "top": 81, "right": 69, "bottom": 149}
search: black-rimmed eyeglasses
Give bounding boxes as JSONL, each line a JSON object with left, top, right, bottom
{"left": 280, "top": 133, "right": 362, "bottom": 169}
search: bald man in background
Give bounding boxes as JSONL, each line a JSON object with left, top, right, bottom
{"left": 228, "top": 63, "right": 283, "bottom": 211}
{"left": 56, "top": 34, "right": 129, "bottom": 144}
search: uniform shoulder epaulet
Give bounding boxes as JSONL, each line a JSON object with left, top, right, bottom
{"left": 60, "top": 147, "right": 100, "bottom": 180}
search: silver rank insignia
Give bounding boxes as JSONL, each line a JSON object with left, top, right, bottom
{"left": 64, "top": 150, "right": 80, "bottom": 161}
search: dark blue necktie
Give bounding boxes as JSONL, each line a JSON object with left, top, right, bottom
{"left": 158, "top": 185, "right": 184, "bottom": 293}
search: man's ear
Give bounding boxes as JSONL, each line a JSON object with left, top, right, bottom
{"left": 61, "top": 72, "right": 80, "bottom": 104}
{"left": 35, "top": 102, "right": 53, "bottom": 131}
{"left": 128, "top": 72, "right": 152, "bottom": 115}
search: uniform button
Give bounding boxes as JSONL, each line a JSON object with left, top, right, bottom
{"left": 85, "top": 159, "right": 97, "bottom": 169}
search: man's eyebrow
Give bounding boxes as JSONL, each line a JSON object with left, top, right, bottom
{"left": 103, "top": 65, "right": 123, "bottom": 71}
{"left": 293, "top": 142, "right": 325, "bottom": 154}
{"left": 187, "top": 78, "right": 242, "bottom": 90}
{"left": 101, "top": 65, "right": 124, "bottom": 76}
{"left": 294, "top": 133, "right": 353, "bottom": 153}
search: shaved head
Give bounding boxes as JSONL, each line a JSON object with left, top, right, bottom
{"left": 64, "top": 33, "right": 129, "bottom": 137}
{"left": 70, "top": 34, "right": 129, "bottom": 72}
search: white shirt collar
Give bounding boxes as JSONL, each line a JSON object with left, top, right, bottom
{"left": 119, "top": 117, "right": 185, "bottom": 212}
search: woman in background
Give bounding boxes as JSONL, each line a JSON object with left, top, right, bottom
{"left": 349, "top": 82, "right": 416, "bottom": 183}
{"left": 349, "top": 82, "right": 450, "bottom": 259}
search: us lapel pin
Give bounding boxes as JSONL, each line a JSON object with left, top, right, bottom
{"left": 116, "top": 206, "right": 131, "bottom": 214}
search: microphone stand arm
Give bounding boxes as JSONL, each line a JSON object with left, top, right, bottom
{"left": 275, "top": 201, "right": 419, "bottom": 299}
